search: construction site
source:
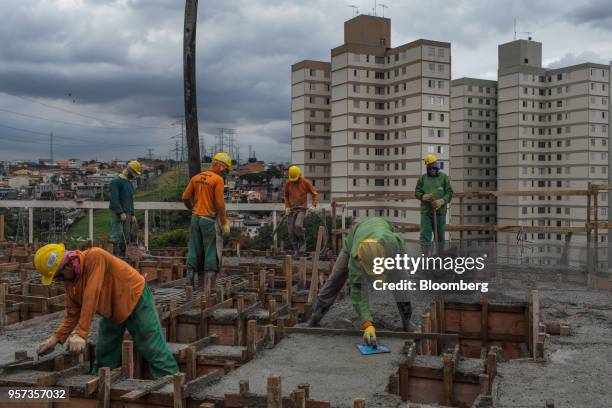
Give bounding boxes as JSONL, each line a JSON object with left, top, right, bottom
{"left": 0, "top": 183, "right": 610, "bottom": 408}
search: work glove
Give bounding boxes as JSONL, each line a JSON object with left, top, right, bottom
{"left": 37, "top": 335, "right": 59, "bottom": 355}
{"left": 119, "top": 212, "right": 127, "bottom": 222}
{"left": 285, "top": 208, "right": 291, "bottom": 216}
{"left": 131, "top": 215, "right": 137, "bottom": 224}
{"left": 65, "top": 332, "right": 86, "bottom": 354}
{"left": 222, "top": 223, "right": 231, "bottom": 236}
{"left": 422, "top": 193, "right": 433, "bottom": 202}
{"left": 362, "top": 321, "right": 377, "bottom": 348}
{"left": 307, "top": 205, "right": 316, "bottom": 213}
{"left": 432, "top": 199, "right": 445, "bottom": 210}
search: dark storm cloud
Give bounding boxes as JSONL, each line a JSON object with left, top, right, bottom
{"left": 0, "top": 0, "right": 610, "bottom": 161}
{"left": 566, "top": 0, "right": 612, "bottom": 29}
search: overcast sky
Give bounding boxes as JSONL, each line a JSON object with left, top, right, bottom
{"left": 1, "top": 0, "right": 611, "bottom": 162}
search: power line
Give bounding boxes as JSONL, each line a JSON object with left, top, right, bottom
{"left": 2, "top": 92, "right": 174, "bottom": 130}
{"left": 0, "top": 108, "right": 169, "bottom": 132}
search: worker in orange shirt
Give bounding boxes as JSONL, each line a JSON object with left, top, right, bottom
{"left": 34, "top": 244, "right": 178, "bottom": 379}
{"left": 182, "top": 152, "right": 232, "bottom": 294}
{"left": 285, "top": 165, "right": 318, "bottom": 255}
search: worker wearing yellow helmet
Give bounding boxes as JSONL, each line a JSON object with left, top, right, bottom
{"left": 415, "top": 154, "right": 453, "bottom": 252}
{"left": 34, "top": 244, "right": 178, "bottom": 379}
{"left": 307, "top": 218, "right": 412, "bottom": 347}
{"left": 109, "top": 160, "right": 142, "bottom": 257}
{"left": 284, "top": 165, "right": 318, "bottom": 256}
{"left": 182, "top": 152, "right": 232, "bottom": 295}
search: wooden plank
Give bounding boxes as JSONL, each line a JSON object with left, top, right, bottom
{"left": 285, "top": 327, "right": 459, "bottom": 342}
{"left": 202, "top": 298, "right": 234, "bottom": 318}
{"left": 285, "top": 255, "right": 293, "bottom": 306}
{"left": 122, "top": 340, "right": 134, "bottom": 379}
{"left": 36, "top": 363, "right": 87, "bottom": 387}
{"left": 173, "top": 372, "right": 186, "bottom": 408}
{"left": 307, "top": 226, "right": 325, "bottom": 304}
{"left": 120, "top": 375, "right": 174, "bottom": 401}
{"left": 184, "top": 371, "right": 222, "bottom": 395}
{"left": 98, "top": 366, "right": 110, "bottom": 408}
{"left": 267, "top": 374, "right": 282, "bottom": 408}
{"left": 442, "top": 353, "right": 454, "bottom": 406}
{"left": 185, "top": 346, "right": 197, "bottom": 381}
{"left": 247, "top": 319, "right": 256, "bottom": 358}
{"left": 531, "top": 290, "right": 539, "bottom": 359}
{"left": 84, "top": 367, "right": 122, "bottom": 396}
{"left": 299, "top": 257, "right": 307, "bottom": 289}
{"left": 353, "top": 398, "right": 365, "bottom": 408}
{"left": 177, "top": 335, "right": 218, "bottom": 359}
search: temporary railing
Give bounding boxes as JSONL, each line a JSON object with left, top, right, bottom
{"left": 0, "top": 201, "right": 331, "bottom": 250}
{"left": 330, "top": 184, "right": 612, "bottom": 273}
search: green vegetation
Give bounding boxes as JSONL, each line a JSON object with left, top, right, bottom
{"left": 66, "top": 165, "right": 190, "bottom": 244}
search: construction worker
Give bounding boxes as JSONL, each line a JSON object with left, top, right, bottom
{"left": 34, "top": 244, "right": 179, "bottom": 379}
{"left": 182, "top": 152, "right": 232, "bottom": 294}
{"left": 307, "top": 217, "right": 413, "bottom": 346}
{"left": 109, "top": 160, "right": 141, "bottom": 257}
{"left": 415, "top": 154, "right": 453, "bottom": 252}
{"left": 284, "top": 165, "right": 318, "bottom": 255}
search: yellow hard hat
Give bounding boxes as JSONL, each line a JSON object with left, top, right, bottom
{"left": 424, "top": 154, "right": 437, "bottom": 166}
{"left": 357, "top": 238, "right": 386, "bottom": 277}
{"left": 288, "top": 165, "right": 301, "bottom": 182}
{"left": 34, "top": 243, "right": 66, "bottom": 285}
{"left": 127, "top": 160, "right": 142, "bottom": 175}
{"left": 212, "top": 152, "right": 233, "bottom": 170}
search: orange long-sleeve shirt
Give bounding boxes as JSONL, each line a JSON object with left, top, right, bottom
{"left": 54, "top": 248, "right": 145, "bottom": 342}
{"left": 284, "top": 177, "right": 318, "bottom": 209}
{"left": 181, "top": 171, "right": 227, "bottom": 225}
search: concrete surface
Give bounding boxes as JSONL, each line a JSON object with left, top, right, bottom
{"left": 195, "top": 333, "right": 406, "bottom": 407}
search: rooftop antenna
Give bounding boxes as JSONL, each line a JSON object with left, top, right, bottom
{"left": 378, "top": 3, "right": 388, "bottom": 17}
{"left": 519, "top": 31, "right": 534, "bottom": 41}
{"left": 348, "top": 5, "right": 358, "bottom": 16}
{"left": 374, "top": 0, "right": 377, "bottom": 16}
{"left": 513, "top": 18, "right": 517, "bottom": 40}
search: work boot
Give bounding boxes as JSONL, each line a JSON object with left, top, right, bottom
{"left": 307, "top": 300, "right": 332, "bottom": 327}
{"left": 396, "top": 302, "right": 413, "bottom": 331}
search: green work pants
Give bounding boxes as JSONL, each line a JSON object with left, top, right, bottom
{"left": 110, "top": 211, "right": 132, "bottom": 244}
{"left": 92, "top": 285, "right": 179, "bottom": 379}
{"left": 186, "top": 215, "right": 219, "bottom": 277}
{"left": 419, "top": 212, "right": 446, "bottom": 253}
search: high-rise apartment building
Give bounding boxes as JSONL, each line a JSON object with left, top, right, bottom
{"left": 497, "top": 39, "right": 610, "bottom": 265}
{"left": 291, "top": 61, "right": 332, "bottom": 201}
{"left": 291, "top": 15, "right": 451, "bottom": 238}
{"left": 450, "top": 78, "right": 498, "bottom": 241}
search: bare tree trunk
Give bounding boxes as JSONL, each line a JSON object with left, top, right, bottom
{"left": 184, "top": 0, "right": 201, "bottom": 178}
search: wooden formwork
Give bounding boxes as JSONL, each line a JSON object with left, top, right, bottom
{"left": 420, "top": 292, "right": 546, "bottom": 361}
{"left": 395, "top": 341, "right": 496, "bottom": 407}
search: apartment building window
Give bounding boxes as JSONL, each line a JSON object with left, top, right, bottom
{"left": 375, "top": 87, "right": 385, "bottom": 95}
{"left": 437, "top": 48, "right": 445, "bottom": 57}
{"left": 437, "top": 80, "right": 444, "bottom": 89}
{"left": 428, "top": 46, "right": 435, "bottom": 57}
{"left": 428, "top": 79, "right": 435, "bottom": 88}
{"left": 310, "top": 83, "right": 316, "bottom": 90}
{"left": 439, "top": 113, "right": 445, "bottom": 121}
{"left": 309, "top": 110, "right": 315, "bottom": 118}
{"left": 428, "top": 129, "right": 435, "bottom": 137}
{"left": 353, "top": 132, "right": 358, "bottom": 140}
{"left": 428, "top": 112, "right": 433, "bottom": 121}
{"left": 352, "top": 53, "right": 360, "bottom": 62}
{"left": 375, "top": 56, "right": 385, "bottom": 64}
{"left": 309, "top": 124, "right": 316, "bottom": 131}
{"left": 353, "top": 84, "right": 360, "bottom": 93}
{"left": 375, "top": 71, "right": 384, "bottom": 79}
{"left": 375, "top": 148, "right": 384, "bottom": 156}
{"left": 374, "top": 179, "right": 385, "bottom": 186}
{"left": 353, "top": 100, "right": 360, "bottom": 109}
{"left": 429, "top": 63, "right": 435, "bottom": 71}
{"left": 353, "top": 116, "right": 358, "bottom": 124}
{"left": 438, "top": 64, "right": 445, "bottom": 72}
{"left": 468, "top": 97, "right": 472, "bottom": 103}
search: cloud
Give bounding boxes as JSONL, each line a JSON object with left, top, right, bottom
{"left": 545, "top": 51, "right": 608, "bottom": 68}
{"left": 566, "top": 0, "right": 612, "bottom": 29}
{"left": 0, "top": 0, "right": 610, "bottom": 162}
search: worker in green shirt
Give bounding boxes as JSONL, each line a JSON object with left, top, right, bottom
{"left": 307, "top": 218, "right": 413, "bottom": 346}
{"left": 109, "top": 160, "right": 141, "bottom": 257}
{"left": 415, "top": 154, "right": 453, "bottom": 253}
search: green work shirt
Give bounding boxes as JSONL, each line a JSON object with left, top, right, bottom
{"left": 414, "top": 172, "right": 453, "bottom": 215}
{"left": 343, "top": 217, "right": 405, "bottom": 324}
{"left": 109, "top": 175, "right": 134, "bottom": 215}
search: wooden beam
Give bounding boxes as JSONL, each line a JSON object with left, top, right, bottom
{"left": 531, "top": 290, "right": 539, "bottom": 359}
{"left": 267, "top": 374, "right": 282, "bottom": 408}
{"left": 247, "top": 319, "right": 256, "bottom": 358}
{"left": 177, "top": 335, "right": 218, "bottom": 359}
{"left": 122, "top": 340, "right": 134, "bottom": 379}
{"left": 36, "top": 363, "right": 86, "bottom": 387}
{"left": 307, "top": 226, "right": 325, "bottom": 304}
{"left": 120, "top": 375, "right": 174, "bottom": 401}
{"left": 185, "top": 346, "right": 197, "bottom": 381}
{"left": 299, "top": 257, "right": 307, "bottom": 289}
{"left": 285, "top": 255, "right": 293, "bottom": 306}
{"left": 84, "top": 367, "right": 122, "bottom": 396}
{"left": 353, "top": 398, "right": 365, "bottom": 408}
{"left": 183, "top": 371, "right": 222, "bottom": 395}
{"left": 98, "top": 366, "right": 111, "bottom": 408}
{"left": 442, "top": 353, "right": 454, "bottom": 406}
{"left": 173, "top": 372, "right": 186, "bottom": 408}
{"left": 284, "top": 327, "right": 459, "bottom": 342}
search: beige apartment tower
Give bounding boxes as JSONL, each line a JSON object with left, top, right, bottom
{"left": 450, "top": 78, "right": 498, "bottom": 241}
{"left": 291, "top": 61, "right": 332, "bottom": 201}
{"left": 497, "top": 39, "right": 609, "bottom": 266}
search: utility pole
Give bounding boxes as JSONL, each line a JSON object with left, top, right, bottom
{"left": 147, "top": 148, "right": 154, "bottom": 160}
{"left": 183, "top": 0, "right": 202, "bottom": 178}
{"left": 50, "top": 132, "right": 54, "bottom": 163}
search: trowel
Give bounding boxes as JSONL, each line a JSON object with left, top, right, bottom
{"left": 356, "top": 343, "right": 390, "bottom": 355}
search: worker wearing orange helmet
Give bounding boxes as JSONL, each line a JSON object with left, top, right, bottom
{"left": 182, "top": 153, "right": 232, "bottom": 294}
{"left": 415, "top": 154, "right": 453, "bottom": 252}
{"left": 34, "top": 244, "right": 178, "bottom": 379}
{"left": 284, "top": 165, "right": 318, "bottom": 255}
{"left": 109, "top": 160, "right": 142, "bottom": 258}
